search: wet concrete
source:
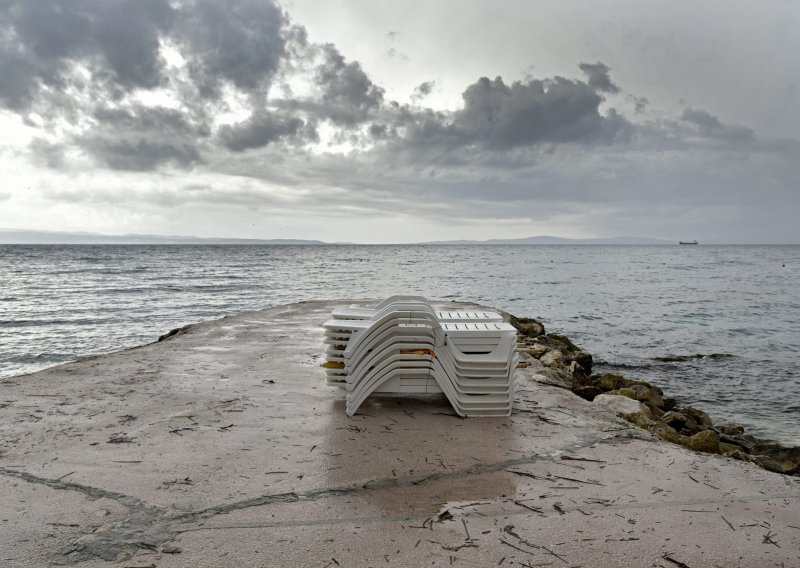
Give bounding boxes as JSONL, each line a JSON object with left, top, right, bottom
{"left": 1, "top": 300, "right": 799, "bottom": 567}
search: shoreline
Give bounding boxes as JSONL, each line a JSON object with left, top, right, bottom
{"left": 1, "top": 300, "right": 799, "bottom": 566}
{"left": 508, "top": 314, "right": 800, "bottom": 476}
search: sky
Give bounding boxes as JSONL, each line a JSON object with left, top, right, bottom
{"left": 1, "top": 0, "right": 799, "bottom": 243}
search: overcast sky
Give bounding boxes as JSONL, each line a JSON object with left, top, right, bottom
{"left": 1, "top": 0, "right": 799, "bottom": 243}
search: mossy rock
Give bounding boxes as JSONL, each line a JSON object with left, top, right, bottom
{"left": 679, "top": 430, "right": 720, "bottom": 454}
{"left": 510, "top": 317, "right": 545, "bottom": 338}
{"left": 683, "top": 406, "right": 713, "bottom": 429}
{"left": 644, "top": 402, "right": 665, "bottom": 418}
{"left": 719, "top": 424, "right": 746, "bottom": 436}
{"left": 661, "top": 411, "right": 688, "bottom": 430}
{"left": 607, "top": 387, "right": 637, "bottom": 400}
{"left": 624, "top": 411, "right": 656, "bottom": 430}
{"left": 662, "top": 397, "right": 678, "bottom": 411}
{"left": 594, "top": 373, "right": 633, "bottom": 391}
{"left": 650, "top": 422, "right": 681, "bottom": 444}
{"left": 750, "top": 443, "right": 800, "bottom": 474}
{"left": 547, "top": 333, "right": 578, "bottom": 352}
{"left": 719, "top": 442, "right": 744, "bottom": 456}
{"left": 629, "top": 384, "right": 664, "bottom": 408}
{"left": 750, "top": 455, "right": 792, "bottom": 474}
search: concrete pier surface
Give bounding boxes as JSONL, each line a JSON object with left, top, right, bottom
{"left": 1, "top": 300, "right": 798, "bottom": 567}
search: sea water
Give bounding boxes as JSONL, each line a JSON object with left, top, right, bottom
{"left": 1, "top": 244, "right": 798, "bottom": 445}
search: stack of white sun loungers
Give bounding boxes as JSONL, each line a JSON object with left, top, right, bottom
{"left": 322, "top": 296, "right": 518, "bottom": 417}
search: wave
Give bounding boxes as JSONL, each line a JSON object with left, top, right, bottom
{"left": 651, "top": 353, "right": 736, "bottom": 363}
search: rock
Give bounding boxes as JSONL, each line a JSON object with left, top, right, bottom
{"left": 525, "top": 357, "right": 544, "bottom": 371}
{"left": 719, "top": 442, "right": 743, "bottom": 456}
{"left": 676, "top": 406, "right": 714, "bottom": 434}
{"left": 719, "top": 424, "right": 745, "bottom": 436}
{"left": 750, "top": 442, "right": 800, "bottom": 474}
{"left": 547, "top": 334, "right": 578, "bottom": 353}
{"left": 510, "top": 317, "right": 545, "bottom": 338}
{"left": 593, "top": 373, "right": 632, "bottom": 392}
{"left": 662, "top": 397, "right": 678, "bottom": 411}
{"left": 629, "top": 384, "right": 664, "bottom": 408}
{"left": 679, "top": 430, "right": 720, "bottom": 454}
{"left": 573, "top": 385, "right": 602, "bottom": 401}
{"left": 569, "top": 362, "right": 595, "bottom": 387}
{"left": 750, "top": 455, "right": 790, "bottom": 474}
{"left": 644, "top": 402, "right": 664, "bottom": 418}
{"left": 569, "top": 352, "right": 593, "bottom": 375}
{"left": 650, "top": 422, "right": 682, "bottom": 444}
{"left": 661, "top": 411, "right": 688, "bottom": 430}
{"left": 607, "top": 387, "right": 637, "bottom": 400}
{"left": 683, "top": 406, "right": 713, "bottom": 429}
{"left": 726, "top": 449, "right": 749, "bottom": 461}
{"left": 594, "top": 394, "right": 651, "bottom": 418}
{"left": 521, "top": 346, "right": 548, "bottom": 358}
{"left": 625, "top": 411, "right": 656, "bottom": 430}
{"left": 539, "top": 349, "right": 563, "bottom": 368}
{"left": 532, "top": 368, "right": 573, "bottom": 390}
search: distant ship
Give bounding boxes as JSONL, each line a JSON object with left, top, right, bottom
{"left": 678, "top": 240, "right": 698, "bottom": 245}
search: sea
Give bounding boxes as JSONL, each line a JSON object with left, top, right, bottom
{"left": 1, "top": 244, "right": 798, "bottom": 446}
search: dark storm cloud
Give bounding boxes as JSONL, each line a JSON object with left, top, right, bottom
{"left": 217, "top": 112, "right": 312, "bottom": 151}
{"left": 0, "top": 0, "right": 174, "bottom": 110}
{"left": 457, "top": 75, "right": 626, "bottom": 147}
{"left": 0, "top": 0, "right": 292, "bottom": 109}
{"left": 579, "top": 62, "right": 620, "bottom": 94}
{"left": 76, "top": 104, "right": 208, "bottom": 171}
{"left": 393, "top": 73, "right": 630, "bottom": 154}
{"left": 176, "top": 0, "right": 289, "bottom": 101}
{"left": 681, "top": 107, "right": 755, "bottom": 145}
{"left": 92, "top": 105, "right": 210, "bottom": 138}
{"left": 79, "top": 138, "right": 202, "bottom": 171}
{"left": 315, "top": 44, "right": 385, "bottom": 125}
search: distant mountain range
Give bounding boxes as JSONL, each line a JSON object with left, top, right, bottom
{"left": 0, "top": 229, "right": 675, "bottom": 245}
{"left": 420, "top": 235, "right": 673, "bottom": 245}
{"left": 0, "top": 229, "right": 326, "bottom": 245}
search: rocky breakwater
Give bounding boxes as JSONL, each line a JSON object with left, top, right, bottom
{"left": 510, "top": 315, "right": 800, "bottom": 476}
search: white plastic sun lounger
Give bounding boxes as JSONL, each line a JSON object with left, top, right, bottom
{"left": 322, "top": 297, "right": 518, "bottom": 416}
{"left": 345, "top": 361, "right": 516, "bottom": 417}
{"left": 343, "top": 334, "right": 516, "bottom": 411}
{"left": 331, "top": 296, "right": 504, "bottom": 323}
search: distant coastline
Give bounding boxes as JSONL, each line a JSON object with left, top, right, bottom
{"left": 1, "top": 229, "right": 796, "bottom": 245}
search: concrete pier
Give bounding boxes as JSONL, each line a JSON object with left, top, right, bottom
{"left": 1, "top": 301, "right": 798, "bottom": 567}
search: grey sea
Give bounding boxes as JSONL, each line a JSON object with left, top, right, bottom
{"left": 1, "top": 244, "right": 798, "bottom": 446}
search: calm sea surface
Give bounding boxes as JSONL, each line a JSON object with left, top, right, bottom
{"left": 1, "top": 245, "right": 798, "bottom": 445}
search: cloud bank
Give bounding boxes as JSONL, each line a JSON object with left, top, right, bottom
{"left": 0, "top": 0, "right": 798, "bottom": 242}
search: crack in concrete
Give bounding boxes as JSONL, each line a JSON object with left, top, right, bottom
{"left": 183, "top": 490, "right": 800, "bottom": 533}
{"left": 0, "top": 466, "right": 150, "bottom": 511}
{"left": 0, "top": 430, "right": 633, "bottom": 563}
{"left": 1, "top": 467, "right": 168, "bottom": 564}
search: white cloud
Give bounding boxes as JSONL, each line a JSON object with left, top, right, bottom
{"left": 0, "top": 0, "right": 799, "bottom": 242}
